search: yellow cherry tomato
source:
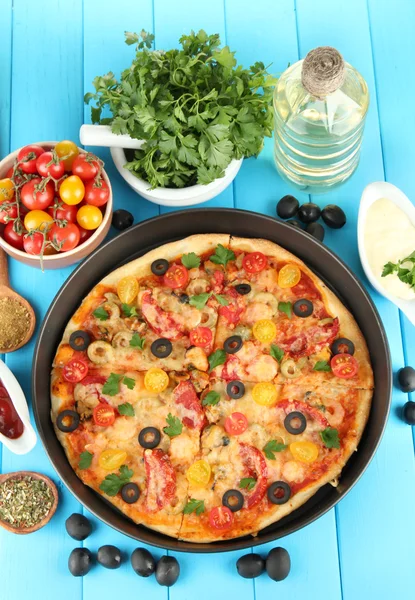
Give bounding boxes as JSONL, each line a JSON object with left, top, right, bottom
{"left": 252, "top": 319, "right": 277, "bottom": 343}
{"left": 289, "top": 441, "right": 319, "bottom": 464}
{"left": 144, "top": 367, "right": 169, "bottom": 393}
{"left": 252, "top": 382, "right": 279, "bottom": 407}
{"left": 98, "top": 449, "right": 128, "bottom": 471}
{"left": 77, "top": 204, "right": 103, "bottom": 230}
{"left": 278, "top": 264, "right": 301, "bottom": 288}
{"left": 55, "top": 140, "right": 79, "bottom": 171}
{"left": 60, "top": 175, "right": 85, "bottom": 205}
{"left": 0, "top": 178, "right": 15, "bottom": 202}
{"left": 186, "top": 459, "right": 211, "bottom": 487}
{"left": 117, "top": 275, "right": 139, "bottom": 304}
{"left": 24, "top": 209, "right": 53, "bottom": 231}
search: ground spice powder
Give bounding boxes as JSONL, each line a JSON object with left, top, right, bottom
{"left": 0, "top": 297, "right": 30, "bottom": 349}
{"left": 0, "top": 476, "right": 54, "bottom": 529}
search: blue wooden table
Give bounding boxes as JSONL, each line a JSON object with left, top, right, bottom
{"left": 1, "top": 0, "right": 414, "bottom": 598}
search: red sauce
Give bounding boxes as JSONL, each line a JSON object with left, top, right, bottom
{"left": 0, "top": 380, "right": 24, "bottom": 439}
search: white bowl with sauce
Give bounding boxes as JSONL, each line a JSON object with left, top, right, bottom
{"left": 0, "top": 360, "right": 37, "bottom": 454}
{"left": 358, "top": 181, "right": 415, "bottom": 326}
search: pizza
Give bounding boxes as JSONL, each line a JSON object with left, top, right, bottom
{"left": 50, "top": 234, "right": 373, "bottom": 542}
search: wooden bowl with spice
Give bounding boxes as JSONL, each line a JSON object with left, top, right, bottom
{"left": 0, "top": 471, "right": 58, "bottom": 534}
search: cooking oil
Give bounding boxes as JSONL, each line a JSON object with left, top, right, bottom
{"left": 273, "top": 47, "right": 369, "bottom": 194}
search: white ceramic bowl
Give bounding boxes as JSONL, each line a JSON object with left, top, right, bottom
{"left": 110, "top": 146, "right": 243, "bottom": 207}
{"left": 0, "top": 142, "right": 113, "bottom": 270}
{"left": 358, "top": 181, "right": 415, "bottom": 326}
{"left": 0, "top": 359, "right": 37, "bottom": 455}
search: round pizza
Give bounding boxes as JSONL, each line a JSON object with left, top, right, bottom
{"left": 50, "top": 234, "right": 373, "bottom": 542}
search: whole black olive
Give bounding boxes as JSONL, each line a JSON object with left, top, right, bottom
{"left": 265, "top": 547, "right": 291, "bottom": 581}
{"left": 131, "top": 547, "right": 156, "bottom": 577}
{"left": 286, "top": 219, "right": 303, "bottom": 228}
{"left": 306, "top": 222, "right": 325, "bottom": 242}
{"left": 68, "top": 548, "right": 93, "bottom": 577}
{"left": 297, "top": 202, "right": 321, "bottom": 223}
{"left": 236, "top": 553, "right": 265, "bottom": 579}
{"left": 97, "top": 545, "right": 122, "bottom": 569}
{"left": 321, "top": 204, "right": 346, "bottom": 229}
{"left": 121, "top": 482, "right": 140, "bottom": 503}
{"left": 151, "top": 338, "right": 173, "bottom": 358}
{"left": 155, "top": 555, "right": 180, "bottom": 587}
{"left": 234, "top": 283, "right": 251, "bottom": 295}
{"left": 65, "top": 513, "right": 92, "bottom": 541}
{"left": 403, "top": 401, "right": 415, "bottom": 425}
{"left": 276, "top": 195, "right": 299, "bottom": 219}
{"left": 112, "top": 209, "right": 134, "bottom": 231}
{"left": 138, "top": 427, "right": 161, "bottom": 450}
{"left": 398, "top": 366, "right": 415, "bottom": 393}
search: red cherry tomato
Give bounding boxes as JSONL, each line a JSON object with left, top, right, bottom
{"left": 23, "top": 231, "right": 45, "bottom": 255}
{"left": 208, "top": 506, "right": 234, "bottom": 531}
{"left": 78, "top": 226, "right": 93, "bottom": 245}
{"left": 93, "top": 403, "right": 116, "bottom": 427}
{"left": 35, "top": 151, "right": 65, "bottom": 179}
{"left": 62, "top": 358, "right": 89, "bottom": 382}
{"left": 224, "top": 412, "right": 248, "bottom": 436}
{"left": 0, "top": 202, "right": 17, "bottom": 224}
{"left": 2, "top": 222, "right": 25, "bottom": 250}
{"left": 163, "top": 264, "right": 189, "bottom": 289}
{"left": 242, "top": 252, "right": 268, "bottom": 273}
{"left": 84, "top": 178, "right": 110, "bottom": 207}
{"left": 17, "top": 145, "right": 45, "bottom": 174}
{"left": 48, "top": 223, "right": 80, "bottom": 252}
{"left": 72, "top": 154, "right": 100, "bottom": 182}
{"left": 189, "top": 327, "right": 213, "bottom": 347}
{"left": 47, "top": 202, "right": 78, "bottom": 223}
{"left": 21, "top": 178, "right": 54, "bottom": 211}
{"left": 330, "top": 354, "right": 359, "bottom": 379}
{"left": 6, "top": 167, "right": 25, "bottom": 186}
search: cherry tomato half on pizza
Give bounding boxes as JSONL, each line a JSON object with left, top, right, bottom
{"left": 93, "top": 403, "right": 116, "bottom": 427}
{"left": 163, "top": 264, "right": 189, "bottom": 289}
{"left": 189, "top": 327, "right": 212, "bottom": 347}
{"left": 242, "top": 251, "right": 268, "bottom": 273}
{"left": 224, "top": 412, "right": 248, "bottom": 435}
{"left": 330, "top": 353, "right": 359, "bottom": 379}
{"left": 208, "top": 506, "right": 234, "bottom": 531}
{"left": 62, "top": 358, "right": 89, "bottom": 382}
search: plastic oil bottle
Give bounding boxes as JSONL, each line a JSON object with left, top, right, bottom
{"left": 273, "top": 46, "right": 369, "bottom": 193}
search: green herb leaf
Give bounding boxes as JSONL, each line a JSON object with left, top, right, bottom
{"left": 270, "top": 344, "right": 284, "bottom": 363}
{"left": 123, "top": 376, "right": 136, "bottom": 390}
{"left": 122, "top": 303, "right": 138, "bottom": 317}
{"left": 183, "top": 498, "right": 205, "bottom": 515}
{"left": 99, "top": 465, "right": 133, "bottom": 496}
{"left": 79, "top": 451, "right": 93, "bottom": 470}
{"left": 381, "top": 262, "right": 397, "bottom": 277}
{"left": 189, "top": 292, "right": 211, "bottom": 310}
{"left": 239, "top": 477, "right": 256, "bottom": 491}
{"left": 214, "top": 294, "right": 228, "bottom": 306}
{"left": 130, "top": 333, "right": 145, "bottom": 349}
{"left": 163, "top": 413, "right": 183, "bottom": 437}
{"left": 208, "top": 349, "right": 227, "bottom": 372}
{"left": 102, "top": 373, "right": 123, "bottom": 396}
{"left": 263, "top": 440, "right": 287, "bottom": 460}
{"left": 278, "top": 301, "right": 292, "bottom": 319}
{"left": 118, "top": 402, "right": 135, "bottom": 416}
{"left": 313, "top": 360, "right": 331, "bottom": 372}
{"left": 320, "top": 427, "right": 340, "bottom": 449}
{"left": 181, "top": 252, "right": 201, "bottom": 269}
{"left": 210, "top": 244, "right": 235, "bottom": 267}
{"left": 202, "top": 391, "right": 221, "bottom": 406}
{"left": 93, "top": 306, "right": 109, "bottom": 321}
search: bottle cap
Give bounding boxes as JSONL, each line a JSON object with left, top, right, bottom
{"left": 301, "top": 46, "right": 345, "bottom": 98}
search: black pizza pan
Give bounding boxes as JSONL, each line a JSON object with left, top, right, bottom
{"left": 32, "top": 209, "right": 391, "bottom": 553}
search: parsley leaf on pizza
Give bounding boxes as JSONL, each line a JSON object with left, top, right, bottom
{"left": 102, "top": 373, "right": 123, "bottom": 396}
{"left": 93, "top": 306, "right": 109, "bottom": 321}
{"left": 278, "top": 301, "right": 292, "bottom": 319}
{"left": 189, "top": 292, "right": 211, "bottom": 310}
{"left": 99, "top": 465, "right": 133, "bottom": 496}
{"left": 79, "top": 451, "right": 93, "bottom": 470}
{"left": 214, "top": 293, "right": 229, "bottom": 306}
{"left": 320, "top": 427, "right": 340, "bottom": 449}
{"left": 123, "top": 376, "right": 136, "bottom": 390}
{"left": 270, "top": 344, "right": 284, "bottom": 363}
{"left": 130, "top": 333, "right": 145, "bottom": 349}
{"left": 202, "top": 390, "right": 221, "bottom": 406}
{"left": 313, "top": 360, "right": 331, "bottom": 372}
{"left": 118, "top": 402, "right": 135, "bottom": 416}
{"left": 181, "top": 252, "right": 201, "bottom": 269}
{"left": 208, "top": 349, "right": 227, "bottom": 371}
{"left": 122, "top": 303, "right": 138, "bottom": 317}
{"left": 263, "top": 440, "right": 287, "bottom": 459}
{"left": 239, "top": 477, "right": 256, "bottom": 491}
{"left": 184, "top": 498, "right": 205, "bottom": 515}
{"left": 163, "top": 413, "right": 183, "bottom": 437}
{"left": 210, "top": 244, "right": 235, "bottom": 266}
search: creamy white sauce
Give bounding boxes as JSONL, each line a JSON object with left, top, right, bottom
{"left": 365, "top": 198, "right": 415, "bottom": 300}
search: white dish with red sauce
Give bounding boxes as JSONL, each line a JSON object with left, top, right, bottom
{"left": 0, "top": 360, "right": 37, "bottom": 454}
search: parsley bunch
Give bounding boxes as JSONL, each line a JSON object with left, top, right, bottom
{"left": 382, "top": 251, "right": 415, "bottom": 289}
{"left": 85, "top": 29, "right": 276, "bottom": 189}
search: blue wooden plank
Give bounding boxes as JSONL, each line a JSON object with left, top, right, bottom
{"left": 0, "top": 1, "right": 84, "bottom": 600}
{"left": 154, "top": 0, "right": 234, "bottom": 214}
{"left": 367, "top": 0, "right": 415, "bottom": 448}
{"left": 225, "top": 2, "right": 343, "bottom": 599}
{"left": 295, "top": 1, "right": 415, "bottom": 599}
